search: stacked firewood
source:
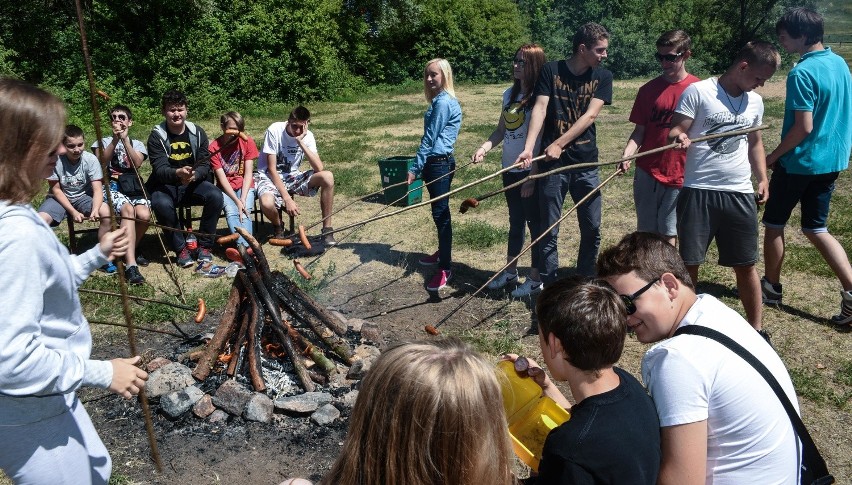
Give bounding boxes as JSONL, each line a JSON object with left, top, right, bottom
{"left": 192, "top": 228, "right": 353, "bottom": 392}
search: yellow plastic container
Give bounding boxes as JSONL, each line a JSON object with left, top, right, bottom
{"left": 496, "top": 360, "right": 571, "bottom": 471}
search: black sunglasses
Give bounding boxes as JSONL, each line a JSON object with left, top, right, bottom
{"left": 111, "top": 113, "right": 128, "bottom": 121}
{"left": 654, "top": 52, "right": 684, "bottom": 63}
{"left": 620, "top": 277, "right": 660, "bottom": 315}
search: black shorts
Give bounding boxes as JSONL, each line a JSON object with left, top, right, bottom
{"left": 676, "top": 187, "right": 758, "bottom": 267}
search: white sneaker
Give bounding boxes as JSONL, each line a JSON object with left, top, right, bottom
{"left": 511, "top": 278, "right": 543, "bottom": 298}
{"left": 487, "top": 271, "right": 518, "bottom": 290}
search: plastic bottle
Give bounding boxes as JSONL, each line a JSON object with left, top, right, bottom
{"left": 186, "top": 228, "right": 198, "bottom": 251}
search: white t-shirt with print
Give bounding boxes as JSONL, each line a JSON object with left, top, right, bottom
{"left": 258, "top": 121, "right": 318, "bottom": 175}
{"left": 676, "top": 78, "right": 764, "bottom": 193}
{"left": 500, "top": 88, "right": 541, "bottom": 172}
{"left": 642, "top": 294, "right": 800, "bottom": 485}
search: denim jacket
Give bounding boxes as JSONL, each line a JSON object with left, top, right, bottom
{"left": 411, "top": 90, "right": 462, "bottom": 177}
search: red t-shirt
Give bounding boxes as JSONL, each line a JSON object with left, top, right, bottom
{"left": 209, "top": 135, "right": 259, "bottom": 191}
{"left": 628, "top": 74, "right": 699, "bottom": 187}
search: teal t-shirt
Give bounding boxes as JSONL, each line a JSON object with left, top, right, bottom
{"left": 779, "top": 47, "right": 852, "bottom": 175}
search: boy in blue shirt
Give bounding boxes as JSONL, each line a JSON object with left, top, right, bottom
{"left": 762, "top": 7, "right": 852, "bottom": 325}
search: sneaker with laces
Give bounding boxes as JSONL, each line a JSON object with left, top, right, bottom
{"left": 761, "top": 276, "right": 782, "bottom": 304}
{"left": 177, "top": 247, "right": 195, "bottom": 268}
{"left": 197, "top": 247, "right": 213, "bottom": 262}
{"left": 487, "top": 270, "right": 518, "bottom": 290}
{"left": 125, "top": 265, "right": 145, "bottom": 285}
{"left": 99, "top": 262, "right": 117, "bottom": 274}
{"left": 419, "top": 251, "right": 440, "bottom": 266}
{"left": 830, "top": 290, "right": 852, "bottom": 326}
{"left": 511, "top": 278, "right": 543, "bottom": 298}
{"left": 225, "top": 247, "right": 244, "bottom": 265}
{"left": 136, "top": 253, "right": 150, "bottom": 267}
{"left": 322, "top": 227, "right": 337, "bottom": 246}
{"left": 427, "top": 269, "right": 452, "bottom": 291}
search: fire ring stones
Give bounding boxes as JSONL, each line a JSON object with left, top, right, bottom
{"left": 145, "top": 362, "right": 195, "bottom": 398}
{"left": 274, "top": 391, "right": 334, "bottom": 414}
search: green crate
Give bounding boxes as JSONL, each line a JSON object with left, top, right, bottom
{"left": 378, "top": 156, "right": 423, "bottom": 207}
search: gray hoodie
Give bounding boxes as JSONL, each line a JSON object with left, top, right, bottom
{"left": 0, "top": 202, "right": 112, "bottom": 425}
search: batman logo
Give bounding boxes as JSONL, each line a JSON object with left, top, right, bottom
{"left": 503, "top": 102, "right": 526, "bottom": 131}
{"left": 171, "top": 141, "right": 190, "bottom": 149}
{"left": 170, "top": 153, "right": 192, "bottom": 161}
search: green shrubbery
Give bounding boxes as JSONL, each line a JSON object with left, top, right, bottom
{"left": 0, "top": 0, "right": 808, "bottom": 124}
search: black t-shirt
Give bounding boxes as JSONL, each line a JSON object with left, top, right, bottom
{"left": 530, "top": 367, "right": 661, "bottom": 485}
{"left": 534, "top": 60, "right": 613, "bottom": 165}
{"left": 167, "top": 130, "right": 194, "bottom": 168}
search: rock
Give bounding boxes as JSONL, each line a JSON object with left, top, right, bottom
{"left": 160, "top": 386, "right": 205, "bottom": 418}
{"left": 346, "top": 359, "right": 373, "bottom": 380}
{"left": 353, "top": 344, "right": 380, "bottom": 361}
{"left": 193, "top": 394, "right": 216, "bottom": 418}
{"left": 339, "top": 390, "right": 359, "bottom": 409}
{"left": 329, "top": 365, "right": 356, "bottom": 389}
{"left": 274, "top": 391, "right": 334, "bottom": 414}
{"left": 145, "top": 362, "right": 195, "bottom": 398}
{"left": 146, "top": 357, "right": 172, "bottom": 373}
{"left": 360, "top": 321, "right": 381, "bottom": 344}
{"left": 329, "top": 310, "right": 348, "bottom": 328}
{"left": 212, "top": 379, "right": 253, "bottom": 416}
{"left": 244, "top": 393, "right": 274, "bottom": 423}
{"left": 208, "top": 409, "right": 229, "bottom": 424}
{"left": 346, "top": 318, "right": 367, "bottom": 333}
{"left": 310, "top": 403, "right": 340, "bottom": 425}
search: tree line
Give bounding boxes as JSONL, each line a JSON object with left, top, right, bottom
{"left": 0, "top": 0, "right": 805, "bottom": 125}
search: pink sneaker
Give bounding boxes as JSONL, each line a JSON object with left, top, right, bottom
{"left": 427, "top": 269, "right": 453, "bottom": 291}
{"left": 419, "top": 251, "right": 440, "bottom": 266}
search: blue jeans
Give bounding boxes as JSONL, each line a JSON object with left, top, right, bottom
{"left": 423, "top": 156, "right": 455, "bottom": 270}
{"left": 536, "top": 165, "right": 601, "bottom": 280}
{"left": 503, "top": 171, "right": 540, "bottom": 269}
{"left": 223, "top": 188, "right": 255, "bottom": 247}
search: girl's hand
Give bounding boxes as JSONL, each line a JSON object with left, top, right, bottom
{"left": 99, "top": 226, "right": 129, "bottom": 261}
{"left": 109, "top": 356, "right": 148, "bottom": 399}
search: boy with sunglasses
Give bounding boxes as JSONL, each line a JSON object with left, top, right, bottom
{"left": 92, "top": 105, "right": 150, "bottom": 284}
{"left": 598, "top": 231, "right": 800, "bottom": 484}
{"left": 620, "top": 30, "right": 699, "bottom": 246}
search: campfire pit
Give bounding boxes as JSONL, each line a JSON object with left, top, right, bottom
{"left": 192, "top": 230, "right": 354, "bottom": 394}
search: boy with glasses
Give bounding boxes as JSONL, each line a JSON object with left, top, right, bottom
{"left": 620, "top": 30, "right": 699, "bottom": 245}
{"left": 762, "top": 8, "right": 852, "bottom": 325}
{"left": 668, "top": 41, "right": 780, "bottom": 330}
{"left": 92, "top": 105, "right": 150, "bottom": 284}
{"left": 598, "top": 231, "right": 800, "bottom": 484}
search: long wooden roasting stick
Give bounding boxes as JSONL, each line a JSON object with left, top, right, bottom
{"left": 73, "top": 0, "right": 162, "bottom": 472}
{"left": 314, "top": 154, "right": 547, "bottom": 238}
{"left": 79, "top": 289, "right": 207, "bottom": 322}
{"left": 426, "top": 169, "right": 623, "bottom": 335}
{"left": 459, "top": 125, "right": 767, "bottom": 213}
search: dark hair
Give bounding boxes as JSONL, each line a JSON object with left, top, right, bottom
{"left": 656, "top": 29, "right": 692, "bottom": 53}
{"left": 731, "top": 40, "right": 780, "bottom": 69}
{"left": 64, "top": 124, "right": 84, "bottom": 140}
{"left": 288, "top": 106, "right": 311, "bottom": 122}
{"left": 536, "top": 277, "right": 626, "bottom": 372}
{"left": 776, "top": 7, "right": 824, "bottom": 45}
{"left": 110, "top": 104, "right": 133, "bottom": 120}
{"left": 161, "top": 89, "right": 188, "bottom": 110}
{"left": 597, "top": 231, "right": 694, "bottom": 289}
{"left": 508, "top": 44, "right": 546, "bottom": 110}
{"left": 572, "top": 22, "right": 610, "bottom": 54}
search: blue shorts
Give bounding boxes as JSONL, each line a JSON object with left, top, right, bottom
{"left": 762, "top": 164, "right": 838, "bottom": 234}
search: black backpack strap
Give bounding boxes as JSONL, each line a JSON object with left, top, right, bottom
{"left": 673, "top": 325, "right": 831, "bottom": 482}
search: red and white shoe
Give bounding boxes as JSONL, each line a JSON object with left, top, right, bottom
{"left": 427, "top": 269, "right": 453, "bottom": 291}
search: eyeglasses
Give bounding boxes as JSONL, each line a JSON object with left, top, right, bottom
{"left": 111, "top": 114, "right": 128, "bottom": 121}
{"left": 654, "top": 52, "right": 684, "bottom": 63}
{"left": 620, "top": 277, "right": 660, "bottom": 315}
{"left": 513, "top": 59, "right": 526, "bottom": 66}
